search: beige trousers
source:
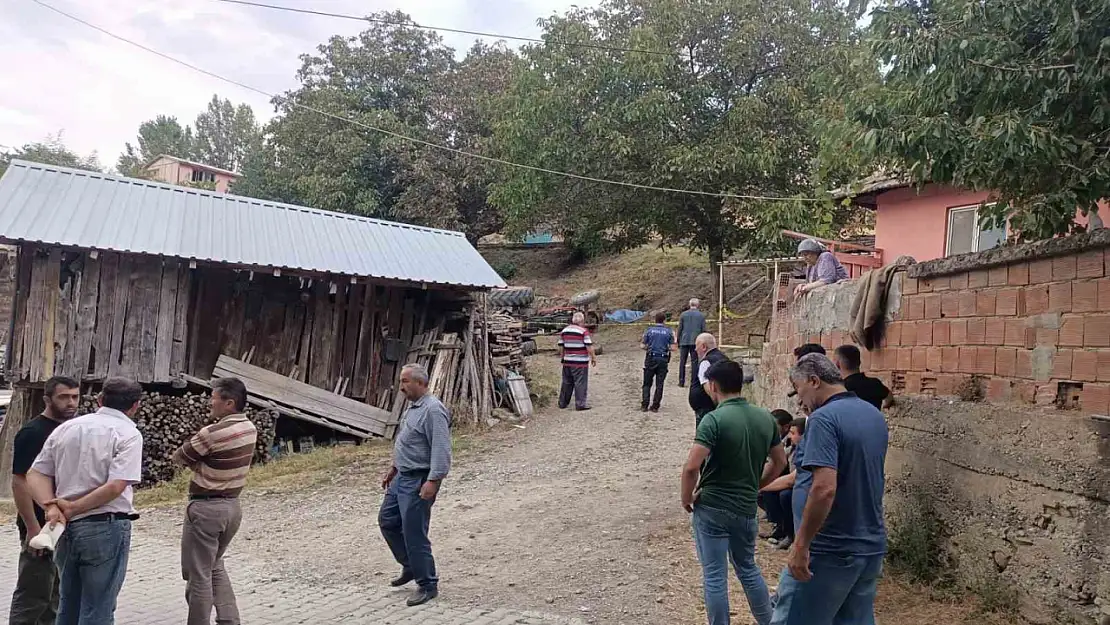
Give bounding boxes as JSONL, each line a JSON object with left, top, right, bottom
{"left": 181, "top": 498, "right": 242, "bottom": 625}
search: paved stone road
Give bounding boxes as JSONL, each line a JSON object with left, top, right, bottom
{"left": 0, "top": 525, "right": 582, "bottom": 625}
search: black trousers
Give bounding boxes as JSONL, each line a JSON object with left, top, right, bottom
{"left": 641, "top": 355, "right": 669, "bottom": 409}
{"left": 558, "top": 366, "right": 589, "bottom": 409}
{"left": 9, "top": 547, "right": 59, "bottom": 625}
{"left": 679, "top": 346, "right": 699, "bottom": 386}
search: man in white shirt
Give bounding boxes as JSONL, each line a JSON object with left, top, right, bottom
{"left": 27, "top": 377, "right": 144, "bottom": 625}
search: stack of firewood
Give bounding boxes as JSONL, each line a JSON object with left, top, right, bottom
{"left": 486, "top": 311, "right": 525, "bottom": 369}
{"left": 78, "top": 392, "right": 277, "bottom": 485}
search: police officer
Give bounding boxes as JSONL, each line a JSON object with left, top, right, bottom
{"left": 641, "top": 312, "right": 676, "bottom": 412}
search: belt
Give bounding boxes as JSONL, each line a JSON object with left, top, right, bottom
{"left": 189, "top": 494, "right": 239, "bottom": 501}
{"left": 647, "top": 352, "right": 669, "bottom": 358}
{"left": 71, "top": 512, "right": 139, "bottom": 524}
{"left": 399, "top": 468, "right": 430, "bottom": 477}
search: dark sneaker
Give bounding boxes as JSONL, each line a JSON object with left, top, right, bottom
{"left": 776, "top": 536, "right": 794, "bottom": 550}
{"left": 390, "top": 571, "right": 414, "bottom": 587}
{"left": 576, "top": 406, "right": 592, "bottom": 411}
{"left": 649, "top": 406, "right": 660, "bottom": 413}
{"left": 407, "top": 587, "right": 439, "bottom": 606}
{"left": 640, "top": 405, "right": 649, "bottom": 412}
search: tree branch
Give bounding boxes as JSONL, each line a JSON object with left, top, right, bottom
{"left": 969, "top": 59, "right": 1075, "bottom": 73}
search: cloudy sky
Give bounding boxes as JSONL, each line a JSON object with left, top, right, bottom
{"left": 0, "top": 0, "right": 591, "bottom": 168}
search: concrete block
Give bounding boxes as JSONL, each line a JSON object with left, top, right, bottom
{"left": 1032, "top": 346, "right": 1056, "bottom": 381}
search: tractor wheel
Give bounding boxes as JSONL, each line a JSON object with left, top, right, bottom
{"left": 569, "top": 289, "right": 601, "bottom": 306}
{"left": 521, "top": 339, "right": 537, "bottom": 356}
{"left": 489, "top": 286, "right": 535, "bottom": 308}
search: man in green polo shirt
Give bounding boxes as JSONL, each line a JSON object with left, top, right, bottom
{"left": 680, "top": 360, "right": 787, "bottom": 625}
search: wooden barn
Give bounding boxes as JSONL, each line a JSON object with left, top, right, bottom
{"left": 0, "top": 160, "right": 505, "bottom": 480}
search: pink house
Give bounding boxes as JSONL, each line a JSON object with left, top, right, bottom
{"left": 145, "top": 155, "right": 240, "bottom": 193}
{"left": 845, "top": 175, "right": 1099, "bottom": 264}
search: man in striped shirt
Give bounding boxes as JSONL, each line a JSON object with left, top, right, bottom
{"left": 172, "top": 377, "right": 257, "bottom": 625}
{"left": 557, "top": 312, "right": 597, "bottom": 411}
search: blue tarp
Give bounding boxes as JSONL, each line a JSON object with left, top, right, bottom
{"left": 605, "top": 309, "right": 646, "bottom": 323}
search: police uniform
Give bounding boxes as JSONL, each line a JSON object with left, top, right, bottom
{"left": 641, "top": 323, "right": 675, "bottom": 411}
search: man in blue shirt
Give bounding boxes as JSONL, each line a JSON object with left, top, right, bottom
{"left": 772, "top": 353, "right": 889, "bottom": 625}
{"left": 640, "top": 312, "right": 676, "bottom": 411}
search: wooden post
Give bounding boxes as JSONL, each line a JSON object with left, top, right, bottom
{"left": 479, "top": 292, "right": 490, "bottom": 419}
{"left": 717, "top": 261, "right": 725, "bottom": 345}
{"left": 0, "top": 387, "right": 34, "bottom": 498}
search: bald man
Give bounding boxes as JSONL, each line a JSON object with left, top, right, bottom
{"left": 688, "top": 333, "right": 731, "bottom": 426}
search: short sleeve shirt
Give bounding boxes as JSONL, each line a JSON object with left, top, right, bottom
{"left": 11, "top": 415, "right": 61, "bottom": 540}
{"left": 642, "top": 325, "right": 675, "bottom": 356}
{"left": 807, "top": 251, "right": 850, "bottom": 284}
{"left": 792, "top": 392, "right": 889, "bottom": 556}
{"left": 843, "top": 373, "right": 890, "bottom": 410}
{"left": 694, "top": 398, "right": 780, "bottom": 517}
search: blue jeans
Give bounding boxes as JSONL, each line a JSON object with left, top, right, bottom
{"left": 53, "top": 517, "right": 131, "bottom": 625}
{"left": 770, "top": 553, "right": 883, "bottom": 625}
{"left": 378, "top": 471, "right": 438, "bottom": 590}
{"left": 692, "top": 505, "right": 772, "bottom": 625}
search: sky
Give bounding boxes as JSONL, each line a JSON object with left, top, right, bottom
{"left": 0, "top": 0, "right": 592, "bottom": 169}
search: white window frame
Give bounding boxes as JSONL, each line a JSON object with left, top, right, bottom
{"left": 945, "top": 204, "right": 1004, "bottom": 256}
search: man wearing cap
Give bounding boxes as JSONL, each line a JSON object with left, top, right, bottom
{"left": 793, "top": 239, "right": 848, "bottom": 297}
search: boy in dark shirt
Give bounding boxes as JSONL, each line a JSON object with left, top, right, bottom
{"left": 833, "top": 345, "right": 892, "bottom": 410}
{"left": 8, "top": 376, "right": 80, "bottom": 625}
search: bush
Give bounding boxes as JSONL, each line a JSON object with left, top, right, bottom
{"left": 493, "top": 261, "right": 517, "bottom": 281}
{"left": 887, "top": 481, "right": 950, "bottom": 584}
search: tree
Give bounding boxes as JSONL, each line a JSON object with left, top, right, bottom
{"left": 843, "top": 0, "right": 1110, "bottom": 241}
{"left": 193, "top": 96, "right": 261, "bottom": 172}
{"left": 1, "top": 132, "right": 101, "bottom": 177}
{"left": 489, "top": 0, "right": 859, "bottom": 271}
{"left": 115, "top": 115, "right": 195, "bottom": 176}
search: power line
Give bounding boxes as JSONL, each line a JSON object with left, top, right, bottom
{"left": 211, "top": 0, "right": 678, "bottom": 58}
{"left": 27, "top": 0, "right": 825, "bottom": 203}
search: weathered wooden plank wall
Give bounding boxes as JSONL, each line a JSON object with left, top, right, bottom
{"left": 7, "top": 245, "right": 192, "bottom": 384}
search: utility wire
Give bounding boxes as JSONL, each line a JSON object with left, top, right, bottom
{"left": 211, "top": 0, "right": 678, "bottom": 58}
{"left": 27, "top": 0, "right": 825, "bottom": 203}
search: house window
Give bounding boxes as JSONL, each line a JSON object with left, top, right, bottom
{"left": 946, "top": 205, "right": 1005, "bottom": 256}
{"left": 190, "top": 169, "right": 216, "bottom": 184}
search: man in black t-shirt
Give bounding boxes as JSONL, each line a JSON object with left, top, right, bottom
{"left": 833, "top": 345, "right": 892, "bottom": 410}
{"left": 8, "top": 376, "right": 79, "bottom": 625}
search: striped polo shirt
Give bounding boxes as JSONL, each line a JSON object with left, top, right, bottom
{"left": 172, "top": 414, "right": 258, "bottom": 497}
{"left": 558, "top": 324, "right": 593, "bottom": 367}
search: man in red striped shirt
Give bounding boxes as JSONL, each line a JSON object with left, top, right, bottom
{"left": 557, "top": 312, "right": 597, "bottom": 411}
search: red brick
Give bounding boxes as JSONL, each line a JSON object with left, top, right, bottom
{"left": 903, "top": 295, "right": 925, "bottom": 321}
{"left": 987, "top": 377, "right": 1013, "bottom": 402}
{"left": 968, "top": 269, "right": 989, "bottom": 288}
{"left": 1004, "top": 319, "right": 1026, "bottom": 347}
{"left": 995, "top": 347, "right": 1017, "bottom": 377}
{"left": 1049, "top": 282, "right": 1073, "bottom": 312}
{"left": 1099, "top": 278, "right": 1110, "bottom": 310}
{"left": 1015, "top": 349, "right": 1033, "bottom": 378}
{"left": 902, "top": 277, "right": 919, "bottom": 295}
{"left": 926, "top": 346, "right": 943, "bottom": 372}
{"left": 958, "top": 291, "right": 978, "bottom": 317}
{"left": 976, "top": 291, "right": 997, "bottom": 316}
{"left": 1016, "top": 380, "right": 1037, "bottom": 403}
{"left": 1081, "top": 383, "right": 1110, "bottom": 414}
{"left": 904, "top": 372, "right": 923, "bottom": 394}
{"left": 1077, "top": 249, "right": 1105, "bottom": 279}
{"left": 1052, "top": 349, "right": 1073, "bottom": 379}
{"left": 1099, "top": 351, "right": 1110, "bottom": 383}
{"left": 861, "top": 348, "right": 873, "bottom": 371}
{"left": 1052, "top": 255, "right": 1078, "bottom": 281}
{"left": 1085, "top": 315, "right": 1110, "bottom": 347}
{"left": 886, "top": 323, "right": 903, "bottom": 347}
{"left": 896, "top": 347, "right": 913, "bottom": 370}
{"left": 950, "top": 319, "right": 968, "bottom": 345}
{"left": 917, "top": 278, "right": 934, "bottom": 293}
{"left": 941, "top": 292, "right": 960, "bottom": 318}
{"left": 967, "top": 318, "right": 986, "bottom": 344}
{"left": 1025, "top": 284, "right": 1049, "bottom": 314}
{"left": 1029, "top": 258, "right": 1054, "bottom": 283}
{"left": 1035, "top": 384, "right": 1058, "bottom": 406}
{"left": 1036, "top": 327, "right": 1059, "bottom": 347}
{"left": 941, "top": 347, "right": 960, "bottom": 373}
{"left": 933, "top": 320, "right": 951, "bottom": 346}
{"left": 1007, "top": 262, "right": 1029, "bottom": 286}
{"left": 912, "top": 347, "right": 928, "bottom": 370}
{"left": 958, "top": 347, "right": 977, "bottom": 374}
{"left": 1060, "top": 316, "right": 1085, "bottom": 347}
{"left": 1073, "top": 280, "right": 1099, "bottom": 313}
{"left": 949, "top": 272, "right": 969, "bottom": 289}
{"left": 976, "top": 347, "right": 996, "bottom": 375}
{"left": 988, "top": 265, "right": 1008, "bottom": 286}
{"left": 936, "top": 374, "right": 959, "bottom": 396}
{"left": 985, "top": 318, "right": 1006, "bottom": 345}
{"left": 916, "top": 321, "right": 933, "bottom": 346}
{"left": 923, "top": 294, "right": 942, "bottom": 320}
{"left": 929, "top": 276, "right": 950, "bottom": 291}
{"left": 1072, "top": 350, "right": 1099, "bottom": 382}
{"left": 995, "top": 288, "right": 1021, "bottom": 316}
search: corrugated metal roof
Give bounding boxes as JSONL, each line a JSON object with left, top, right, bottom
{"left": 0, "top": 160, "right": 506, "bottom": 289}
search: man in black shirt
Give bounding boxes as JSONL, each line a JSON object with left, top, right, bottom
{"left": 8, "top": 376, "right": 80, "bottom": 625}
{"left": 834, "top": 345, "right": 892, "bottom": 410}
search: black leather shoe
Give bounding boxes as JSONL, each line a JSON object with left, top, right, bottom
{"left": 390, "top": 571, "right": 414, "bottom": 587}
{"left": 650, "top": 406, "right": 660, "bottom": 413}
{"left": 640, "top": 405, "right": 649, "bottom": 412}
{"left": 407, "top": 587, "right": 439, "bottom": 606}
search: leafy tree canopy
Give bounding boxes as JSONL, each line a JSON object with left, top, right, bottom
{"left": 1, "top": 132, "right": 101, "bottom": 178}
{"left": 116, "top": 115, "right": 195, "bottom": 176}
{"left": 842, "top": 0, "right": 1110, "bottom": 240}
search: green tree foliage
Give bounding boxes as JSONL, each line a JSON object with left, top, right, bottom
{"left": 489, "top": 0, "right": 860, "bottom": 266}
{"left": 235, "top": 15, "right": 514, "bottom": 242}
{"left": 1, "top": 132, "right": 101, "bottom": 177}
{"left": 194, "top": 96, "right": 261, "bottom": 172}
{"left": 115, "top": 115, "right": 196, "bottom": 176}
{"left": 843, "top": 0, "right": 1110, "bottom": 241}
